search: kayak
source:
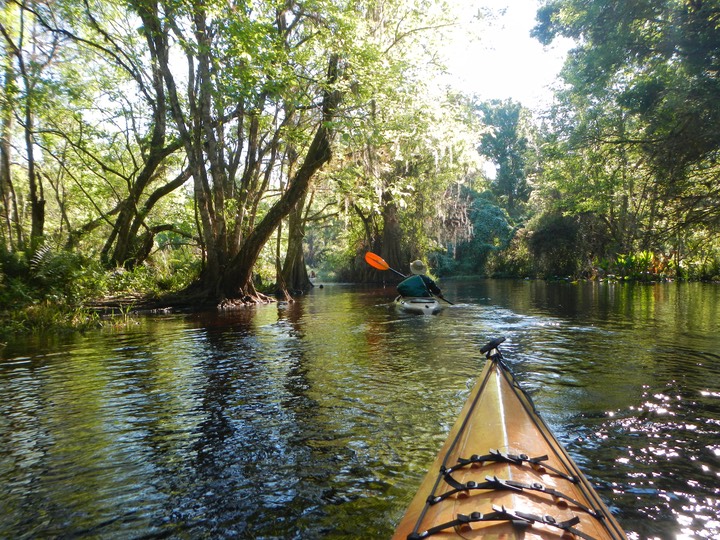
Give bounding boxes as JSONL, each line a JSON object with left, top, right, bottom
{"left": 394, "top": 296, "right": 442, "bottom": 315}
{"left": 392, "top": 337, "right": 627, "bottom": 540}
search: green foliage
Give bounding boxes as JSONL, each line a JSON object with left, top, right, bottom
{"left": 694, "top": 256, "right": 720, "bottom": 282}
{"left": 1, "top": 246, "right": 98, "bottom": 307}
{"left": 0, "top": 246, "right": 104, "bottom": 337}
{"left": 532, "top": 0, "right": 720, "bottom": 277}
{"left": 615, "top": 251, "right": 654, "bottom": 281}
{"left": 97, "top": 247, "right": 201, "bottom": 299}
{"left": 317, "top": 248, "right": 356, "bottom": 282}
{"left": 0, "top": 303, "right": 102, "bottom": 338}
{"left": 0, "top": 242, "right": 200, "bottom": 336}
{"left": 304, "top": 213, "right": 359, "bottom": 282}
{"left": 451, "top": 194, "right": 515, "bottom": 275}
{"left": 526, "top": 212, "right": 580, "bottom": 278}
{"left": 476, "top": 99, "right": 532, "bottom": 219}
{"left": 485, "top": 229, "right": 533, "bottom": 278}
{"left": 675, "top": 230, "right": 720, "bottom": 282}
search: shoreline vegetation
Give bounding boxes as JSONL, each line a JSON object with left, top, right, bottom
{"left": 2, "top": 257, "right": 717, "bottom": 340}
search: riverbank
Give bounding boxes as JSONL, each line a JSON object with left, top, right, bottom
{"left": 3, "top": 273, "right": 718, "bottom": 340}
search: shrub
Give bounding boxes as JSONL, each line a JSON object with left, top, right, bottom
{"left": 526, "top": 213, "right": 580, "bottom": 278}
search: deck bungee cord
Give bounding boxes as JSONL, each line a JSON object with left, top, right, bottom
{"left": 407, "top": 506, "right": 598, "bottom": 540}
{"left": 448, "top": 450, "right": 577, "bottom": 483}
{"left": 430, "top": 472, "right": 600, "bottom": 518}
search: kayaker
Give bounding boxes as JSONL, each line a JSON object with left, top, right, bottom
{"left": 397, "top": 260, "right": 442, "bottom": 298}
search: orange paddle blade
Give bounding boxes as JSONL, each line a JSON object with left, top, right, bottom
{"left": 364, "top": 252, "right": 390, "bottom": 271}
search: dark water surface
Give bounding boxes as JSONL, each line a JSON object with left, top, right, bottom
{"left": 1, "top": 280, "right": 718, "bottom": 539}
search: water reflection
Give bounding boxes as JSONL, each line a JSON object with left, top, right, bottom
{"left": 0, "top": 281, "right": 719, "bottom": 539}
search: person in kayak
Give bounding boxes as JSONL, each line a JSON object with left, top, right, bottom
{"left": 397, "top": 260, "right": 442, "bottom": 298}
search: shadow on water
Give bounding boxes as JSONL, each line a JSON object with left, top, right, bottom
{"left": 1, "top": 281, "right": 719, "bottom": 539}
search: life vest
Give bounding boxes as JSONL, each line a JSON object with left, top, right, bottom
{"left": 397, "top": 275, "right": 432, "bottom": 297}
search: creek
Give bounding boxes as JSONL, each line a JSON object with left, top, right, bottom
{"left": 1, "top": 280, "right": 718, "bottom": 539}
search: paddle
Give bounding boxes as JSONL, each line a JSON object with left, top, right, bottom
{"left": 364, "top": 252, "right": 406, "bottom": 278}
{"left": 364, "top": 252, "right": 454, "bottom": 305}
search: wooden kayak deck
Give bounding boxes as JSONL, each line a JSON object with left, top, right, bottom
{"left": 392, "top": 338, "right": 626, "bottom": 540}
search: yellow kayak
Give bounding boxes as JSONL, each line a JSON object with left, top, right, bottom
{"left": 393, "top": 337, "right": 627, "bottom": 540}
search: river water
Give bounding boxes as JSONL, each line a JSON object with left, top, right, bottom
{"left": 0, "top": 280, "right": 718, "bottom": 539}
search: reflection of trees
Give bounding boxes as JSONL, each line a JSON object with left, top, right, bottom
{"left": 1, "top": 364, "right": 54, "bottom": 533}
{"left": 145, "top": 301, "right": 338, "bottom": 537}
{"left": 2, "top": 328, "right": 207, "bottom": 537}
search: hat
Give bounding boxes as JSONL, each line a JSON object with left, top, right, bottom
{"left": 410, "top": 260, "right": 426, "bottom": 275}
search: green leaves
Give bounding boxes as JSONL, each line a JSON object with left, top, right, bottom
{"left": 475, "top": 99, "right": 532, "bottom": 220}
{"left": 530, "top": 0, "right": 720, "bottom": 276}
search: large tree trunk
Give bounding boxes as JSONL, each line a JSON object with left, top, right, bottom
{"left": 220, "top": 56, "right": 340, "bottom": 300}
{"left": 143, "top": 2, "right": 225, "bottom": 294}
{"left": 0, "top": 48, "right": 21, "bottom": 250}
{"left": 282, "top": 191, "right": 313, "bottom": 293}
{"left": 380, "top": 191, "right": 403, "bottom": 280}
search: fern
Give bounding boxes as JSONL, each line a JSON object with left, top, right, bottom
{"left": 30, "top": 245, "right": 53, "bottom": 278}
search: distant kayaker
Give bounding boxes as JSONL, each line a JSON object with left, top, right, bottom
{"left": 397, "top": 260, "right": 442, "bottom": 298}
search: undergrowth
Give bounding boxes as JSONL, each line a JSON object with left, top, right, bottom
{"left": 0, "top": 245, "right": 199, "bottom": 339}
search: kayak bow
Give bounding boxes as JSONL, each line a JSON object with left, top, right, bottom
{"left": 393, "top": 337, "right": 626, "bottom": 540}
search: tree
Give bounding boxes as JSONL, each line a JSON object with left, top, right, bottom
{"left": 220, "top": 55, "right": 341, "bottom": 301}
{"left": 333, "top": 68, "right": 483, "bottom": 280}
{"left": 0, "top": 5, "right": 22, "bottom": 250}
{"left": 533, "top": 0, "right": 720, "bottom": 270}
{"left": 0, "top": 0, "right": 57, "bottom": 251}
{"left": 453, "top": 191, "right": 514, "bottom": 274}
{"left": 476, "top": 99, "right": 532, "bottom": 220}
{"left": 0, "top": 0, "right": 191, "bottom": 274}
{"left": 128, "top": 0, "right": 350, "bottom": 303}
